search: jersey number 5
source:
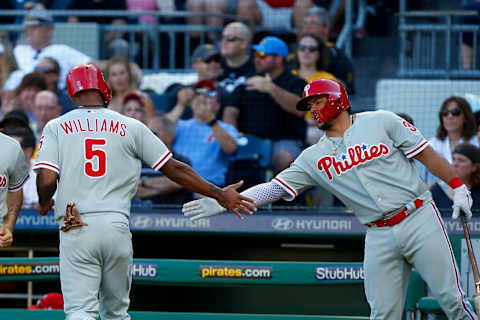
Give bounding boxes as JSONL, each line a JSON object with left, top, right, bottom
{"left": 84, "top": 138, "right": 107, "bottom": 178}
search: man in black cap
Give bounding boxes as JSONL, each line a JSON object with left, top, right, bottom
{"left": 430, "top": 142, "right": 480, "bottom": 211}
{"left": 0, "top": 110, "right": 31, "bottom": 132}
{"left": 166, "top": 44, "right": 229, "bottom": 122}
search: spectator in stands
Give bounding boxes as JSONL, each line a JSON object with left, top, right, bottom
{"left": 430, "top": 142, "right": 480, "bottom": 211}
{"left": 298, "top": 6, "right": 355, "bottom": 94}
{"left": 104, "top": 56, "right": 156, "bottom": 118}
{"left": 4, "top": 72, "right": 47, "bottom": 121}
{"left": 3, "top": 126, "right": 38, "bottom": 208}
{"left": 31, "top": 90, "right": 61, "bottom": 142}
{"left": 0, "top": 38, "right": 18, "bottom": 90}
{"left": 457, "top": 0, "right": 480, "bottom": 70}
{"left": 135, "top": 115, "right": 193, "bottom": 204}
{"left": 166, "top": 44, "right": 229, "bottom": 120}
{"left": 172, "top": 79, "right": 238, "bottom": 187}
{"left": 121, "top": 91, "right": 146, "bottom": 123}
{"left": 423, "top": 96, "right": 479, "bottom": 185}
{"left": 293, "top": 33, "right": 334, "bottom": 82}
{"left": 0, "top": 38, "right": 20, "bottom": 118}
{"left": 253, "top": 0, "right": 297, "bottom": 32}
{"left": 13, "top": 9, "right": 91, "bottom": 90}
{"left": 293, "top": 33, "right": 336, "bottom": 146}
{"left": 34, "top": 57, "right": 76, "bottom": 114}
{"left": 186, "top": 0, "right": 259, "bottom": 41}
{"left": 218, "top": 21, "right": 255, "bottom": 95}
{"left": 223, "top": 36, "right": 306, "bottom": 174}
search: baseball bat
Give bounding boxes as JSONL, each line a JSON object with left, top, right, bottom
{"left": 460, "top": 211, "right": 480, "bottom": 317}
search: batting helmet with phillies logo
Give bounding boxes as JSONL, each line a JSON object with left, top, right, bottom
{"left": 66, "top": 64, "right": 112, "bottom": 106}
{"left": 296, "top": 79, "right": 350, "bottom": 123}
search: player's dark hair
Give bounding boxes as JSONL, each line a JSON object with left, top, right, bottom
{"left": 396, "top": 112, "right": 415, "bottom": 126}
{"left": 437, "top": 96, "right": 477, "bottom": 140}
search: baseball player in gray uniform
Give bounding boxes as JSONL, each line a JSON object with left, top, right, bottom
{"left": 183, "top": 79, "right": 477, "bottom": 319}
{"left": 0, "top": 132, "right": 29, "bottom": 248}
{"left": 34, "top": 64, "right": 255, "bottom": 320}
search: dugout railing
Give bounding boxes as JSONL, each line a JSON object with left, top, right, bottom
{"left": 398, "top": 0, "right": 480, "bottom": 78}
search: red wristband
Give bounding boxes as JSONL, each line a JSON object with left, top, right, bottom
{"left": 448, "top": 177, "right": 463, "bottom": 189}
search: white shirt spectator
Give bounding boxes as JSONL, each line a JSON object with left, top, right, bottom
{"left": 22, "top": 160, "right": 38, "bottom": 209}
{"left": 14, "top": 44, "right": 90, "bottom": 89}
{"left": 23, "top": 159, "right": 56, "bottom": 209}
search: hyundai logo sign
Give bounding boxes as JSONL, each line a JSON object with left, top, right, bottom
{"left": 272, "top": 217, "right": 294, "bottom": 231}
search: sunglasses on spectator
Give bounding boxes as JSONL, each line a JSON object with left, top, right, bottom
{"left": 441, "top": 108, "right": 462, "bottom": 116}
{"left": 222, "top": 35, "right": 243, "bottom": 42}
{"left": 34, "top": 66, "right": 57, "bottom": 73}
{"left": 204, "top": 55, "right": 221, "bottom": 64}
{"left": 195, "top": 88, "right": 217, "bottom": 97}
{"left": 298, "top": 44, "right": 319, "bottom": 52}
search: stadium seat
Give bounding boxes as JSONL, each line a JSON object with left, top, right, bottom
{"left": 235, "top": 134, "right": 272, "bottom": 168}
{"left": 226, "top": 134, "right": 273, "bottom": 190}
{"left": 146, "top": 92, "right": 170, "bottom": 115}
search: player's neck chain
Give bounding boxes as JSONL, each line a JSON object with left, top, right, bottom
{"left": 325, "top": 114, "right": 355, "bottom": 156}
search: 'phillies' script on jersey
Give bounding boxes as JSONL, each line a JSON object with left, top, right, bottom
{"left": 317, "top": 143, "right": 390, "bottom": 180}
{"left": 59, "top": 118, "right": 127, "bottom": 136}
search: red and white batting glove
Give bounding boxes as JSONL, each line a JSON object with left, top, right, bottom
{"left": 450, "top": 177, "right": 473, "bottom": 220}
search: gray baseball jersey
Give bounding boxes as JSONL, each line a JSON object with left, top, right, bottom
{"left": 275, "top": 110, "right": 428, "bottom": 224}
{"left": 33, "top": 108, "right": 171, "bottom": 221}
{"left": 33, "top": 107, "right": 172, "bottom": 320}
{"left": 274, "top": 110, "right": 476, "bottom": 319}
{"left": 0, "top": 133, "right": 29, "bottom": 218}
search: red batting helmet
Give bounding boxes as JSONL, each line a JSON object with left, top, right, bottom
{"left": 66, "top": 64, "right": 112, "bottom": 106}
{"left": 296, "top": 79, "right": 350, "bottom": 123}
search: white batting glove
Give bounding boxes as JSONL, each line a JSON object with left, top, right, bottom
{"left": 452, "top": 184, "right": 473, "bottom": 220}
{"left": 182, "top": 198, "right": 226, "bottom": 221}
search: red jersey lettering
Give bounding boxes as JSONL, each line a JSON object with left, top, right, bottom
{"left": 317, "top": 143, "right": 390, "bottom": 180}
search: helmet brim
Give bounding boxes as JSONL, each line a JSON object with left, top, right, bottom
{"left": 296, "top": 94, "right": 322, "bottom": 111}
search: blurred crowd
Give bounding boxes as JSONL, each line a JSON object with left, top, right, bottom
{"left": 1, "top": 0, "right": 476, "bottom": 214}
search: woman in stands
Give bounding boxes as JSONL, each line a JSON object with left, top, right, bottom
{"left": 430, "top": 142, "right": 480, "bottom": 211}
{"left": 423, "top": 96, "right": 479, "bottom": 185}
{"left": 104, "top": 56, "right": 156, "bottom": 118}
{"left": 292, "top": 33, "right": 336, "bottom": 146}
{"left": 121, "top": 91, "right": 146, "bottom": 123}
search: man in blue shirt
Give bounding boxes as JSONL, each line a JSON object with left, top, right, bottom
{"left": 173, "top": 80, "right": 238, "bottom": 187}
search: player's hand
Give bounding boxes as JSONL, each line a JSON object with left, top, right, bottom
{"left": 60, "top": 203, "right": 88, "bottom": 232}
{"left": 217, "top": 180, "right": 256, "bottom": 219}
{"left": 0, "top": 226, "right": 13, "bottom": 247}
{"left": 37, "top": 199, "right": 54, "bottom": 216}
{"left": 183, "top": 197, "right": 225, "bottom": 221}
{"left": 452, "top": 184, "right": 473, "bottom": 220}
